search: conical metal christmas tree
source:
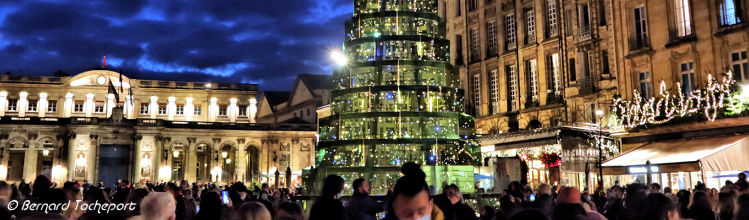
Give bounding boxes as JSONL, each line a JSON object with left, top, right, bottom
{"left": 316, "top": 0, "right": 478, "bottom": 195}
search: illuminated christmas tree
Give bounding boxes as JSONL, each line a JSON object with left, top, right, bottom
{"left": 315, "top": 0, "right": 479, "bottom": 195}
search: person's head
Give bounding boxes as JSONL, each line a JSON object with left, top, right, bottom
{"left": 392, "top": 175, "right": 432, "bottom": 220}
{"left": 717, "top": 192, "right": 736, "bottom": 215}
{"left": 261, "top": 183, "right": 269, "bottom": 191}
{"left": 739, "top": 173, "right": 746, "bottom": 180}
{"left": 688, "top": 191, "right": 712, "bottom": 210}
{"left": 650, "top": 183, "right": 661, "bottom": 193}
{"left": 198, "top": 192, "right": 223, "bottom": 216}
{"left": 643, "top": 193, "right": 679, "bottom": 220}
{"left": 537, "top": 184, "right": 551, "bottom": 196}
{"left": 609, "top": 185, "right": 624, "bottom": 199}
{"left": 276, "top": 202, "right": 304, "bottom": 220}
{"left": 321, "top": 175, "right": 344, "bottom": 198}
{"left": 446, "top": 184, "right": 462, "bottom": 204}
{"left": 125, "top": 188, "right": 149, "bottom": 215}
{"left": 663, "top": 187, "right": 672, "bottom": 194}
{"left": 32, "top": 175, "right": 52, "bottom": 193}
{"left": 165, "top": 182, "right": 179, "bottom": 196}
{"left": 230, "top": 201, "right": 271, "bottom": 220}
{"left": 38, "top": 188, "right": 67, "bottom": 213}
{"left": 352, "top": 178, "right": 370, "bottom": 196}
{"left": 140, "top": 192, "right": 176, "bottom": 220}
{"left": 556, "top": 187, "right": 582, "bottom": 205}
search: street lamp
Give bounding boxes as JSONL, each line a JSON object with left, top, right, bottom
{"left": 595, "top": 108, "right": 605, "bottom": 190}
{"left": 330, "top": 50, "right": 348, "bottom": 67}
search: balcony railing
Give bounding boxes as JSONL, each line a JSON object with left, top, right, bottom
{"left": 578, "top": 25, "right": 591, "bottom": 41}
{"left": 629, "top": 37, "right": 650, "bottom": 52}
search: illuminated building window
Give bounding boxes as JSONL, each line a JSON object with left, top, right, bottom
{"left": 140, "top": 104, "right": 149, "bottom": 115}
{"left": 74, "top": 103, "right": 84, "bottom": 113}
{"left": 47, "top": 100, "right": 57, "bottom": 112}
{"left": 525, "top": 8, "right": 536, "bottom": 44}
{"left": 487, "top": 21, "right": 497, "bottom": 55}
{"left": 526, "top": 59, "right": 539, "bottom": 102}
{"left": 489, "top": 70, "right": 499, "bottom": 114}
{"left": 507, "top": 65, "right": 518, "bottom": 111}
{"left": 680, "top": 61, "right": 696, "bottom": 94}
{"left": 239, "top": 105, "right": 247, "bottom": 116}
{"left": 547, "top": 53, "right": 562, "bottom": 95}
{"left": 505, "top": 15, "right": 516, "bottom": 50}
{"left": 28, "top": 101, "right": 37, "bottom": 112}
{"left": 219, "top": 105, "right": 227, "bottom": 116}
{"left": 672, "top": 0, "right": 692, "bottom": 37}
{"left": 7, "top": 99, "right": 17, "bottom": 112}
{"left": 731, "top": 51, "right": 748, "bottom": 82}
{"left": 546, "top": 0, "right": 558, "bottom": 37}
{"left": 95, "top": 102, "right": 105, "bottom": 113}
{"left": 176, "top": 105, "right": 184, "bottom": 115}
{"left": 468, "top": 0, "right": 478, "bottom": 11}
{"left": 158, "top": 105, "right": 167, "bottom": 115}
{"left": 473, "top": 74, "right": 481, "bottom": 115}
{"left": 719, "top": 0, "right": 743, "bottom": 26}
{"left": 194, "top": 106, "right": 202, "bottom": 116}
{"left": 470, "top": 27, "right": 480, "bottom": 61}
{"left": 633, "top": 6, "right": 649, "bottom": 50}
{"left": 639, "top": 72, "right": 652, "bottom": 99}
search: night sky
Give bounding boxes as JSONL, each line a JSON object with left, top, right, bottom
{"left": 0, "top": 0, "right": 352, "bottom": 91}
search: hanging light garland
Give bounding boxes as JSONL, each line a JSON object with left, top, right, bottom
{"left": 612, "top": 73, "right": 738, "bottom": 129}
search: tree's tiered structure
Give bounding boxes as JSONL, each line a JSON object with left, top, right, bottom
{"left": 315, "top": 0, "right": 479, "bottom": 195}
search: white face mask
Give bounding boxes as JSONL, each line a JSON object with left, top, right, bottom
{"left": 417, "top": 214, "right": 431, "bottom": 220}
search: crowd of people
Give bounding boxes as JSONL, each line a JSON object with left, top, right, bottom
{"left": 0, "top": 175, "right": 304, "bottom": 220}
{"left": 306, "top": 163, "right": 749, "bottom": 220}
{"left": 0, "top": 164, "right": 746, "bottom": 220}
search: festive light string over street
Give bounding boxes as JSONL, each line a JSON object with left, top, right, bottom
{"left": 612, "top": 73, "right": 745, "bottom": 129}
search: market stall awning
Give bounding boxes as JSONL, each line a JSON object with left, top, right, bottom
{"left": 603, "top": 135, "right": 749, "bottom": 173}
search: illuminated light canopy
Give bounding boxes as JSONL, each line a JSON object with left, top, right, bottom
{"left": 612, "top": 73, "right": 743, "bottom": 130}
{"left": 628, "top": 166, "right": 659, "bottom": 174}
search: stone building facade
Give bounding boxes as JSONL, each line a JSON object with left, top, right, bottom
{"left": 445, "top": 0, "right": 616, "bottom": 133}
{"left": 612, "top": 0, "right": 748, "bottom": 102}
{"left": 0, "top": 70, "right": 316, "bottom": 187}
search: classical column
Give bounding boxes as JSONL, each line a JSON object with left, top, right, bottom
{"left": 185, "top": 97, "right": 194, "bottom": 121}
{"left": 149, "top": 96, "right": 158, "bottom": 119}
{"left": 67, "top": 134, "right": 76, "bottom": 181}
{"left": 23, "top": 134, "right": 37, "bottom": 181}
{"left": 84, "top": 93, "right": 95, "bottom": 117}
{"left": 63, "top": 93, "right": 73, "bottom": 118}
{"left": 37, "top": 93, "right": 48, "bottom": 117}
{"left": 133, "top": 135, "right": 142, "bottom": 182}
{"left": 88, "top": 135, "right": 97, "bottom": 183}
{"left": 209, "top": 97, "right": 218, "bottom": 122}
{"left": 185, "top": 137, "right": 197, "bottom": 182}
{"left": 0, "top": 91, "right": 7, "bottom": 116}
{"left": 125, "top": 95, "right": 134, "bottom": 119}
{"left": 18, "top": 92, "right": 28, "bottom": 117}
{"left": 249, "top": 98, "right": 257, "bottom": 123}
{"left": 106, "top": 94, "right": 115, "bottom": 118}
{"left": 167, "top": 96, "right": 176, "bottom": 121}
{"left": 229, "top": 98, "right": 238, "bottom": 122}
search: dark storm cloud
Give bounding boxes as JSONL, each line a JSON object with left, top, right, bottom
{"left": 0, "top": 0, "right": 351, "bottom": 91}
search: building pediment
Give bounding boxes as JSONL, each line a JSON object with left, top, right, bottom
{"left": 68, "top": 70, "right": 132, "bottom": 88}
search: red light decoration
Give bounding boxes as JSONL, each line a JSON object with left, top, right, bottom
{"left": 541, "top": 153, "right": 561, "bottom": 168}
